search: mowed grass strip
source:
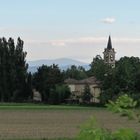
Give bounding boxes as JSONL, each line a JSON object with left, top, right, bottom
{"left": 8, "top": 138, "right": 74, "bottom": 140}
{"left": 0, "top": 103, "right": 102, "bottom": 110}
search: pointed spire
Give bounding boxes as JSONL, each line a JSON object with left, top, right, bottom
{"left": 107, "top": 35, "right": 112, "bottom": 49}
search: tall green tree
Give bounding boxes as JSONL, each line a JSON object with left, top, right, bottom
{"left": 88, "top": 55, "right": 110, "bottom": 80}
{"left": 33, "top": 64, "right": 63, "bottom": 102}
{"left": 1, "top": 38, "right": 9, "bottom": 101}
{"left": 13, "top": 37, "right": 28, "bottom": 101}
{"left": 93, "top": 56, "right": 140, "bottom": 104}
{"left": 0, "top": 37, "right": 30, "bottom": 102}
{"left": 0, "top": 39, "right": 2, "bottom": 101}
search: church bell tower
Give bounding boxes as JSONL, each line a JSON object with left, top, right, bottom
{"left": 103, "top": 36, "right": 116, "bottom": 68}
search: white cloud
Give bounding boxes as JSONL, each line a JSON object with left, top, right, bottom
{"left": 101, "top": 17, "right": 116, "bottom": 24}
{"left": 50, "top": 40, "right": 66, "bottom": 46}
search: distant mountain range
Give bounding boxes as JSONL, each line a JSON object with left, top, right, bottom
{"left": 27, "top": 58, "right": 90, "bottom": 73}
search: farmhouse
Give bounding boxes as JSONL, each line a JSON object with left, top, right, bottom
{"left": 64, "top": 76, "right": 101, "bottom": 103}
{"left": 65, "top": 36, "right": 116, "bottom": 103}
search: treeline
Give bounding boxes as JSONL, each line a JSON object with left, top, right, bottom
{"left": 32, "top": 64, "right": 89, "bottom": 104}
{"left": 0, "top": 37, "right": 32, "bottom": 102}
{"left": 1, "top": 37, "right": 140, "bottom": 105}
{"left": 33, "top": 55, "right": 140, "bottom": 105}
{"left": 89, "top": 55, "right": 140, "bottom": 105}
{"left": 0, "top": 37, "right": 88, "bottom": 104}
{"left": 33, "top": 64, "right": 70, "bottom": 104}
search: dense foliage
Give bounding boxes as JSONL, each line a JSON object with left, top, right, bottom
{"left": 1, "top": 37, "right": 140, "bottom": 105}
{"left": 48, "top": 85, "right": 71, "bottom": 104}
{"left": 106, "top": 94, "right": 140, "bottom": 122}
{"left": 32, "top": 55, "right": 140, "bottom": 105}
{"left": 77, "top": 117, "right": 140, "bottom": 140}
{"left": 89, "top": 55, "right": 140, "bottom": 104}
{"left": 33, "top": 64, "right": 70, "bottom": 103}
{"left": 0, "top": 37, "right": 32, "bottom": 102}
{"left": 106, "top": 94, "right": 137, "bottom": 120}
{"left": 81, "top": 84, "right": 92, "bottom": 104}
{"left": 63, "top": 65, "right": 87, "bottom": 80}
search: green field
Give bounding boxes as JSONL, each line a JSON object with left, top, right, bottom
{"left": 0, "top": 104, "right": 139, "bottom": 140}
{"left": 0, "top": 103, "right": 98, "bottom": 110}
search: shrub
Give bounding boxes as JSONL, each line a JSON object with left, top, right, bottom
{"left": 77, "top": 117, "right": 112, "bottom": 140}
{"left": 112, "top": 128, "right": 138, "bottom": 140}
{"left": 76, "top": 95, "right": 140, "bottom": 140}
{"left": 77, "top": 117, "right": 140, "bottom": 140}
{"left": 106, "top": 94, "right": 137, "bottom": 120}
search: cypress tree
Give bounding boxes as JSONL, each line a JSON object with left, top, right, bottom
{"left": 13, "top": 37, "right": 28, "bottom": 101}
{"left": 0, "top": 37, "right": 30, "bottom": 102}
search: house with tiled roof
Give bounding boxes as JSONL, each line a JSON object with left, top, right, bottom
{"left": 64, "top": 76, "right": 101, "bottom": 103}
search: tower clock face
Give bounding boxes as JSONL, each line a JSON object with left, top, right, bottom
{"left": 110, "top": 54, "right": 114, "bottom": 61}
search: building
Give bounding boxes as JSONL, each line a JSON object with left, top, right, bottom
{"left": 65, "top": 36, "right": 116, "bottom": 103}
{"left": 33, "top": 89, "right": 42, "bottom": 102}
{"left": 103, "top": 36, "right": 116, "bottom": 68}
{"left": 64, "top": 77, "right": 101, "bottom": 103}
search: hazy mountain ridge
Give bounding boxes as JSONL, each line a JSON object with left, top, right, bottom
{"left": 27, "top": 58, "right": 90, "bottom": 73}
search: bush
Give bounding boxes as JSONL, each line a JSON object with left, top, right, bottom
{"left": 77, "top": 117, "right": 140, "bottom": 140}
{"left": 106, "top": 94, "right": 137, "bottom": 120}
{"left": 76, "top": 95, "right": 140, "bottom": 140}
{"left": 112, "top": 128, "right": 139, "bottom": 140}
{"left": 77, "top": 117, "right": 112, "bottom": 140}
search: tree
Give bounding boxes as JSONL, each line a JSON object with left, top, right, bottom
{"left": 1, "top": 38, "right": 9, "bottom": 101}
{"left": 49, "top": 85, "right": 71, "bottom": 104}
{"left": 25, "top": 72, "right": 33, "bottom": 100}
{"left": 63, "top": 65, "right": 87, "bottom": 80}
{"left": 88, "top": 55, "right": 110, "bottom": 80}
{"left": 81, "top": 84, "right": 92, "bottom": 104}
{"left": 98, "top": 56, "right": 140, "bottom": 104}
{"left": 33, "top": 64, "right": 64, "bottom": 102}
{"left": 0, "top": 37, "right": 30, "bottom": 102}
{"left": 12, "top": 38, "right": 28, "bottom": 101}
{"left": 88, "top": 55, "right": 115, "bottom": 104}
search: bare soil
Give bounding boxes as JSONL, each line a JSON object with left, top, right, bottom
{"left": 0, "top": 109, "right": 139, "bottom": 139}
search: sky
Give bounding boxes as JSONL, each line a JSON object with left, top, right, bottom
{"left": 0, "top": 0, "right": 140, "bottom": 63}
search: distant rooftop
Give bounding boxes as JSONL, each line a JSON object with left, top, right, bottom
{"left": 64, "top": 76, "right": 101, "bottom": 85}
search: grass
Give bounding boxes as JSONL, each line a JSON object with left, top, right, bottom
{"left": 0, "top": 103, "right": 103, "bottom": 110}
{"left": 8, "top": 138, "right": 75, "bottom": 140}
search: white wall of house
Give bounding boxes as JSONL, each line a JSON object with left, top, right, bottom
{"left": 91, "top": 87, "right": 101, "bottom": 103}
{"left": 68, "top": 84, "right": 75, "bottom": 92}
{"left": 67, "top": 84, "right": 101, "bottom": 103}
{"left": 33, "top": 89, "right": 42, "bottom": 102}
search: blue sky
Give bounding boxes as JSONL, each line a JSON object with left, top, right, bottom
{"left": 0, "top": 0, "right": 140, "bottom": 62}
